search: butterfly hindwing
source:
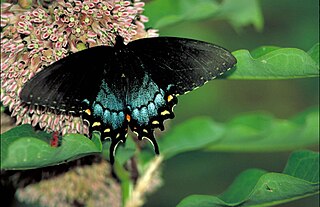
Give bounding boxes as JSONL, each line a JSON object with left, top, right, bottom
{"left": 127, "top": 37, "right": 237, "bottom": 95}
{"left": 82, "top": 78, "right": 128, "bottom": 164}
{"left": 125, "top": 72, "right": 177, "bottom": 153}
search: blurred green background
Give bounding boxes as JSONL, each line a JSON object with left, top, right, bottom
{"left": 145, "top": 0, "right": 319, "bottom": 206}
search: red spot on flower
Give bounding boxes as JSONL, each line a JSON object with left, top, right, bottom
{"left": 51, "top": 131, "right": 60, "bottom": 147}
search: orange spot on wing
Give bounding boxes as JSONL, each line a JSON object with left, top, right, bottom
{"left": 126, "top": 114, "right": 131, "bottom": 122}
{"left": 84, "top": 109, "right": 91, "bottom": 115}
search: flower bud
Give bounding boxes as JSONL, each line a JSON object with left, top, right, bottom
{"left": 18, "top": 0, "right": 33, "bottom": 9}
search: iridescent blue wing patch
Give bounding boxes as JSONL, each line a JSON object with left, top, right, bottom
{"left": 82, "top": 79, "right": 128, "bottom": 164}
{"left": 125, "top": 73, "right": 177, "bottom": 154}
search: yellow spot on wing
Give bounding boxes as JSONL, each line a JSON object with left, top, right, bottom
{"left": 92, "top": 122, "right": 101, "bottom": 127}
{"left": 104, "top": 128, "right": 110, "bottom": 133}
{"left": 152, "top": 120, "right": 160, "bottom": 125}
{"left": 161, "top": 110, "right": 170, "bottom": 116}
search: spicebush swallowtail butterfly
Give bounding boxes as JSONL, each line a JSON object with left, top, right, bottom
{"left": 20, "top": 36, "right": 237, "bottom": 163}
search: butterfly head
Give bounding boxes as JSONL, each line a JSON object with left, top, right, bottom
{"left": 114, "top": 35, "right": 125, "bottom": 48}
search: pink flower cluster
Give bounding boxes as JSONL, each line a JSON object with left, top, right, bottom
{"left": 1, "top": 0, "right": 158, "bottom": 135}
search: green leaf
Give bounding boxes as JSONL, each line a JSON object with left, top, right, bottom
{"left": 177, "top": 150, "right": 320, "bottom": 207}
{"left": 138, "top": 118, "right": 224, "bottom": 165}
{"left": 283, "top": 151, "right": 319, "bottom": 183}
{"left": 308, "top": 43, "right": 319, "bottom": 66}
{"left": 140, "top": 108, "right": 318, "bottom": 162}
{"left": 144, "top": 0, "right": 262, "bottom": 30}
{"left": 218, "top": 169, "right": 268, "bottom": 204}
{"left": 140, "top": 108, "right": 318, "bottom": 163}
{"left": 144, "top": 0, "right": 220, "bottom": 29}
{"left": 0, "top": 125, "right": 101, "bottom": 170}
{"left": 214, "top": 0, "right": 263, "bottom": 31}
{"left": 250, "top": 46, "right": 281, "bottom": 59}
{"left": 207, "top": 107, "right": 319, "bottom": 152}
{"left": 91, "top": 131, "right": 103, "bottom": 151}
{"left": 225, "top": 43, "right": 319, "bottom": 79}
{"left": 159, "top": 118, "right": 225, "bottom": 160}
{"left": 102, "top": 136, "right": 136, "bottom": 165}
{"left": 113, "top": 161, "right": 133, "bottom": 206}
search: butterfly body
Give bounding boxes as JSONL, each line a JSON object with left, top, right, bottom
{"left": 20, "top": 36, "right": 236, "bottom": 163}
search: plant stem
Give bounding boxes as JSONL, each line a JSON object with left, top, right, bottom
{"left": 125, "top": 156, "right": 163, "bottom": 207}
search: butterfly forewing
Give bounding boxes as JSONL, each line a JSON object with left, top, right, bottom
{"left": 127, "top": 37, "right": 237, "bottom": 95}
{"left": 20, "top": 46, "right": 113, "bottom": 112}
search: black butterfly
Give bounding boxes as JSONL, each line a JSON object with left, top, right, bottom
{"left": 20, "top": 36, "right": 237, "bottom": 163}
